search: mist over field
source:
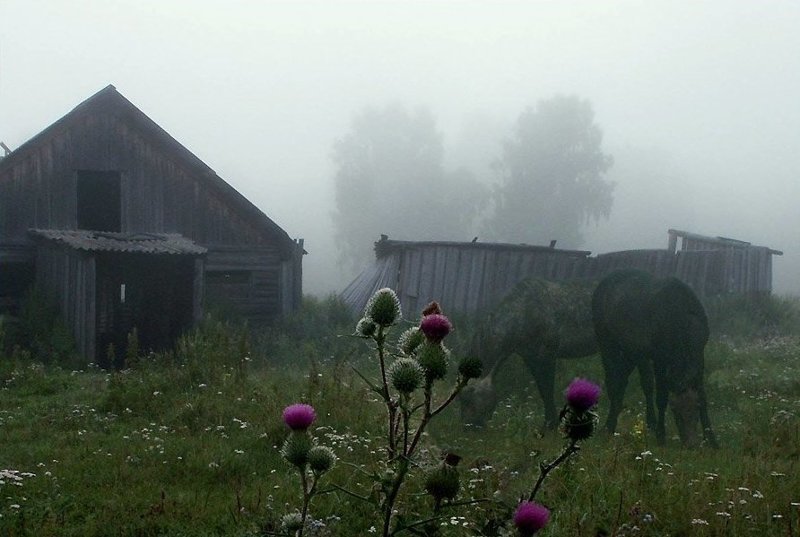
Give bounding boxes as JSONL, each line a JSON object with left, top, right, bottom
{"left": 2, "top": 1, "right": 798, "bottom": 295}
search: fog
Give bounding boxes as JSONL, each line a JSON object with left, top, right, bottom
{"left": 2, "top": 1, "right": 798, "bottom": 295}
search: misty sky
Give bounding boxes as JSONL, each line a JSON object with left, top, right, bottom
{"left": 2, "top": 1, "right": 799, "bottom": 295}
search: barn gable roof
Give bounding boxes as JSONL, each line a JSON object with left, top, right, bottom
{"left": 0, "top": 85, "right": 295, "bottom": 252}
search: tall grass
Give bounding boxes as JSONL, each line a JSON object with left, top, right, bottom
{"left": 0, "top": 294, "right": 799, "bottom": 535}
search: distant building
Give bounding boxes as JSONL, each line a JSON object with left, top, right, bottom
{"left": 0, "top": 85, "right": 304, "bottom": 364}
{"left": 341, "top": 232, "right": 781, "bottom": 317}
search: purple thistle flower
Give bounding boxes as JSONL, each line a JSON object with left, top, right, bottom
{"left": 420, "top": 314, "right": 452, "bottom": 343}
{"left": 513, "top": 501, "right": 550, "bottom": 536}
{"left": 565, "top": 378, "right": 601, "bottom": 412}
{"left": 282, "top": 403, "right": 316, "bottom": 431}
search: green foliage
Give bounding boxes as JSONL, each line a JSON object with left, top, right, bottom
{"left": 0, "top": 315, "right": 7, "bottom": 354}
{"left": 175, "top": 315, "right": 252, "bottom": 385}
{"left": 2, "top": 294, "right": 800, "bottom": 535}
{"left": 14, "top": 287, "right": 79, "bottom": 366}
{"left": 706, "top": 293, "right": 800, "bottom": 341}
{"left": 485, "top": 95, "right": 614, "bottom": 247}
{"left": 257, "top": 294, "right": 364, "bottom": 375}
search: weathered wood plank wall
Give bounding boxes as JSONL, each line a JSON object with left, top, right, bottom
{"left": 342, "top": 242, "right": 591, "bottom": 317}
{"left": 34, "top": 244, "right": 96, "bottom": 359}
{"left": 341, "top": 236, "right": 781, "bottom": 317}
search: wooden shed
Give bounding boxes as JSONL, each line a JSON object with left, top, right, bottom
{"left": 666, "top": 229, "right": 782, "bottom": 295}
{"left": 341, "top": 235, "right": 592, "bottom": 317}
{"left": 342, "top": 231, "right": 782, "bottom": 317}
{"left": 0, "top": 85, "right": 304, "bottom": 364}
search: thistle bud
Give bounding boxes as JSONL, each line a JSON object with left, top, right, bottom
{"left": 397, "top": 326, "right": 425, "bottom": 355}
{"left": 424, "top": 464, "right": 460, "bottom": 502}
{"left": 307, "top": 445, "right": 336, "bottom": 474}
{"left": 281, "top": 432, "right": 313, "bottom": 468}
{"left": 355, "top": 317, "right": 378, "bottom": 338}
{"left": 457, "top": 355, "right": 483, "bottom": 380}
{"left": 281, "top": 512, "right": 304, "bottom": 533}
{"left": 416, "top": 341, "right": 449, "bottom": 381}
{"left": 390, "top": 357, "right": 425, "bottom": 393}
{"left": 365, "top": 288, "right": 402, "bottom": 327}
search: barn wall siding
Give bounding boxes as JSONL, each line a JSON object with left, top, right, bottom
{"left": 34, "top": 245, "right": 96, "bottom": 359}
{"left": 203, "top": 246, "right": 303, "bottom": 323}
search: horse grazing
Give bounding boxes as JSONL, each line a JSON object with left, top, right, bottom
{"left": 459, "top": 278, "right": 651, "bottom": 430}
{"left": 592, "top": 269, "right": 718, "bottom": 448}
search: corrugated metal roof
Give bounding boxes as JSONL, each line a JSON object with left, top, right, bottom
{"left": 29, "top": 229, "right": 207, "bottom": 255}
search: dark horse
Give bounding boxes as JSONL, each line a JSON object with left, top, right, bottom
{"left": 459, "top": 278, "right": 652, "bottom": 430}
{"left": 592, "top": 269, "right": 718, "bottom": 447}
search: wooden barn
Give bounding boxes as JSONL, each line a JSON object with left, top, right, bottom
{"left": 341, "top": 231, "right": 781, "bottom": 317}
{"left": 0, "top": 85, "right": 304, "bottom": 364}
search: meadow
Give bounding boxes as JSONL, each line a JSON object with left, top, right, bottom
{"left": 0, "top": 294, "right": 799, "bottom": 536}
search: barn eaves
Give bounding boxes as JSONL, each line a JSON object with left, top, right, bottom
{"left": 29, "top": 229, "right": 208, "bottom": 256}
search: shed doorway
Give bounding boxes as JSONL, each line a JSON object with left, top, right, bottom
{"left": 95, "top": 253, "right": 194, "bottom": 367}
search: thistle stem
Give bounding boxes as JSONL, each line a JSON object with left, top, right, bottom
{"left": 382, "top": 457, "right": 411, "bottom": 537}
{"left": 376, "top": 327, "right": 397, "bottom": 460}
{"left": 298, "top": 469, "right": 309, "bottom": 536}
{"left": 406, "top": 381, "right": 433, "bottom": 457}
{"left": 431, "top": 378, "right": 467, "bottom": 417}
{"left": 528, "top": 439, "right": 580, "bottom": 502}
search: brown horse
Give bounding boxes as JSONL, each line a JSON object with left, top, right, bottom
{"left": 592, "top": 269, "right": 718, "bottom": 447}
{"left": 459, "top": 278, "right": 652, "bottom": 431}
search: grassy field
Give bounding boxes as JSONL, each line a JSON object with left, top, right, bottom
{"left": 1, "top": 296, "right": 799, "bottom": 536}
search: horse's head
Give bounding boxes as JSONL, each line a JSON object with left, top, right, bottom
{"left": 669, "top": 387, "right": 701, "bottom": 447}
{"left": 459, "top": 374, "right": 498, "bottom": 428}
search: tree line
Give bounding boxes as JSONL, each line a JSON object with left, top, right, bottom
{"left": 332, "top": 95, "right": 614, "bottom": 271}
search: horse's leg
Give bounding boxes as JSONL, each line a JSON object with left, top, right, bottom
{"left": 654, "top": 370, "right": 669, "bottom": 445}
{"left": 530, "top": 354, "right": 557, "bottom": 430}
{"left": 636, "top": 357, "right": 656, "bottom": 430}
{"left": 697, "top": 383, "right": 718, "bottom": 448}
{"left": 602, "top": 349, "right": 635, "bottom": 434}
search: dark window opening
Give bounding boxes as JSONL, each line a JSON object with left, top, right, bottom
{"left": 77, "top": 170, "right": 121, "bottom": 231}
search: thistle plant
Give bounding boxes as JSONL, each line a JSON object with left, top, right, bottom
{"left": 515, "top": 377, "right": 601, "bottom": 535}
{"left": 280, "top": 403, "right": 336, "bottom": 536}
{"left": 351, "top": 289, "right": 482, "bottom": 536}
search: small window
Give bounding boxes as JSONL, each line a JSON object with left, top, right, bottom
{"left": 77, "top": 170, "right": 121, "bottom": 231}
